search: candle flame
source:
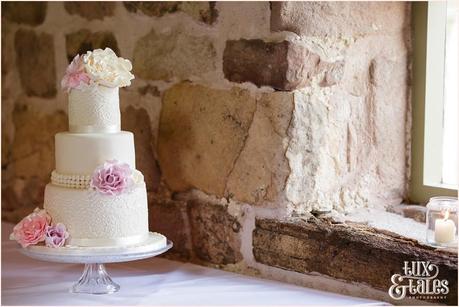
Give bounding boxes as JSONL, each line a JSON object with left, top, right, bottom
{"left": 443, "top": 209, "right": 450, "bottom": 221}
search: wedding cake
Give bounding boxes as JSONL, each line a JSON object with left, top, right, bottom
{"left": 10, "top": 48, "right": 164, "bottom": 249}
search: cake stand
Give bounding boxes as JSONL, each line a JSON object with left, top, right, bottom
{"left": 19, "top": 232, "right": 172, "bottom": 295}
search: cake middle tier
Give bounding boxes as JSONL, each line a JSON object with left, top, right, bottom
{"left": 55, "top": 131, "right": 136, "bottom": 174}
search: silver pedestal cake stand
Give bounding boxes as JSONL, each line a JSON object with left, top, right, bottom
{"left": 19, "top": 232, "right": 172, "bottom": 295}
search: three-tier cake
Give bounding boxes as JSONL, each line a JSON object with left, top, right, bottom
{"left": 11, "top": 48, "right": 161, "bottom": 249}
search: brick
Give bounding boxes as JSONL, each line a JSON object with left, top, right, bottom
{"left": 223, "top": 39, "right": 342, "bottom": 90}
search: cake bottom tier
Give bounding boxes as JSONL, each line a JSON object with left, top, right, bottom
{"left": 44, "top": 183, "right": 149, "bottom": 247}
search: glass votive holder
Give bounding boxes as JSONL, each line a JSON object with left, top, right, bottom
{"left": 426, "top": 196, "right": 458, "bottom": 248}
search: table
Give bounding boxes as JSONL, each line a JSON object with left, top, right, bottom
{"left": 1, "top": 222, "right": 383, "bottom": 305}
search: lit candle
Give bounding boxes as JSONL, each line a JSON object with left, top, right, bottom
{"left": 434, "top": 210, "right": 456, "bottom": 244}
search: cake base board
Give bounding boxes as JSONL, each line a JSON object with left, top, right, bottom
{"left": 19, "top": 232, "right": 171, "bottom": 264}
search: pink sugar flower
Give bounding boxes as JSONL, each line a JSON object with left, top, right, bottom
{"left": 61, "top": 54, "right": 91, "bottom": 92}
{"left": 90, "top": 160, "right": 134, "bottom": 196}
{"left": 45, "top": 223, "right": 69, "bottom": 248}
{"left": 10, "top": 208, "right": 51, "bottom": 248}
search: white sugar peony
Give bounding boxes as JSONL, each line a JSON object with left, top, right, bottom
{"left": 82, "top": 48, "right": 134, "bottom": 88}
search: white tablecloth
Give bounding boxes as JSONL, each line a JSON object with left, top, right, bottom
{"left": 1, "top": 222, "right": 383, "bottom": 306}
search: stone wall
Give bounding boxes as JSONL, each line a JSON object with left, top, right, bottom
{"left": 2, "top": 1, "right": 414, "bottom": 303}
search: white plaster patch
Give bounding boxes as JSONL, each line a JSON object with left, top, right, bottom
{"left": 344, "top": 208, "right": 428, "bottom": 243}
{"left": 290, "top": 35, "right": 355, "bottom": 62}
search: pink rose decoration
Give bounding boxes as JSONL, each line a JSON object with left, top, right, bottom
{"left": 90, "top": 160, "right": 134, "bottom": 196}
{"left": 11, "top": 208, "right": 51, "bottom": 248}
{"left": 61, "top": 54, "right": 91, "bottom": 92}
{"left": 45, "top": 223, "right": 69, "bottom": 248}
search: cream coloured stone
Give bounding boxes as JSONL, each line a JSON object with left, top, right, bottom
{"left": 133, "top": 28, "right": 216, "bottom": 81}
{"left": 271, "top": 2, "right": 410, "bottom": 37}
{"left": 64, "top": 2, "right": 115, "bottom": 21}
{"left": 285, "top": 78, "right": 408, "bottom": 213}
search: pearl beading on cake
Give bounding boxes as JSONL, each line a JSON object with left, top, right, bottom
{"left": 51, "top": 170, "right": 91, "bottom": 189}
{"left": 51, "top": 170, "right": 144, "bottom": 189}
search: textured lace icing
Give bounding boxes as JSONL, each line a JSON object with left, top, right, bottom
{"left": 44, "top": 183, "right": 149, "bottom": 239}
{"left": 68, "top": 86, "right": 120, "bottom": 130}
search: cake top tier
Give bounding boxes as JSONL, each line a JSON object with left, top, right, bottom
{"left": 61, "top": 48, "right": 134, "bottom": 133}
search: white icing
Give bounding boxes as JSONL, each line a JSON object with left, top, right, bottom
{"left": 45, "top": 61, "right": 149, "bottom": 249}
{"left": 55, "top": 131, "right": 136, "bottom": 174}
{"left": 68, "top": 86, "right": 120, "bottom": 132}
{"left": 44, "top": 182, "right": 149, "bottom": 247}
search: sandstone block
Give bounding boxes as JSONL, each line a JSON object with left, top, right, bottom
{"left": 226, "top": 92, "right": 293, "bottom": 204}
{"left": 158, "top": 82, "right": 256, "bottom": 196}
{"left": 122, "top": 106, "right": 161, "bottom": 192}
{"left": 10, "top": 105, "right": 67, "bottom": 181}
{"left": 14, "top": 29, "right": 56, "bottom": 98}
{"left": 253, "top": 218, "right": 457, "bottom": 305}
{"left": 188, "top": 199, "right": 242, "bottom": 264}
{"left": 2, "top": 19, "right": 12, "bottom": 77}
{"left": 2, "top": 2, "right": 47, "bottom": 26}
{"left": 271, "top": 2, "right": 410, "bottom": 37}
{"left": 124, "top": 1, "right": 179, "bottom": 16}
{"left": 64, "top": 2, "right": 115, "bottom": 20}
{"left": 133, "top": 28, "right": 216, "bottom": 81}
{"left": 2, "top": 106, "right": 67, "bottom": 222}
{"left": 284, "top": 29, "right": 410, "bottom": 213}
{"left": 66, "top": 29, "right": 119, "bottom": 62}
{"left": 149, "top": 198, "right": 191, "bottom": 259}
{"left": 368, "top": 55, "right": 409, "bottom": 199}
{"left": 1, "top": 177, "right": 46, "bottom": 223}
{"left": 158, "top": 75, "right": 408, "bottom": 212}
{"left": 138, "top": 84, "right": 160, "bottom": 97}
{"left": 1, "top": 121, "right": 11, "bottom": 168}
{"left": 223, "top": 39, "right": 343, "bottom": 90}
{"left": 124, "top": 1, "right": 218, "bottom": 24}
